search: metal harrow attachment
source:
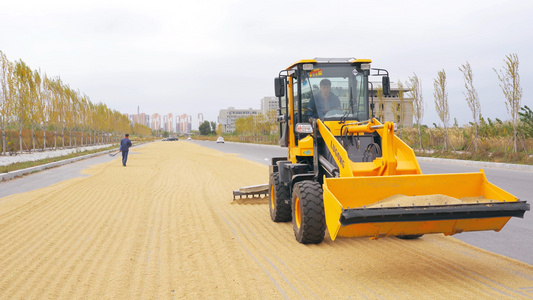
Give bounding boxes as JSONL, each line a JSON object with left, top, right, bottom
{"left": 233, "top": 184, "right": 269, "bottom": 200}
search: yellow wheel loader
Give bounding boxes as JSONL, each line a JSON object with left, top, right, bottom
{"left": 266, "top": 58, "right": 529, "bottom": 244}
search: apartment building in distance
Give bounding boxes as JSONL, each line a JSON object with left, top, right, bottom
{"left": 132, "top": 113, "right": 148, "bottom": 126}
{"left": 150, "top": 113, "right": 162, "bottom": 131}
{"left": 176, "top": 114, "right": 192, "bottom": 134}
{"left": 218, "top": 107, "right": 261, "bottom": 133}
{"left": 369, "top": 82, "right": 414, "bottom": 128}
{"left": 163, "top": 113, "right": 173, "bottom": 132}
{"left": 261, "top": 96, "right": 278, "bottom": 114}
{"left": 197, "top": 113, "right": 204, "bottom": 129}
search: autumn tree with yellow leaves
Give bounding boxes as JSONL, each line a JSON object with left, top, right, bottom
{"left": 0, "top": 50, "right": 133, "bottom": 155}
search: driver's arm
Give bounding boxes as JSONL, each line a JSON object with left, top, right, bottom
{"left": 306, "top": 97, "right": 316, "bottom": 122}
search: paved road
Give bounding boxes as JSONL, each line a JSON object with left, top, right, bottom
{"left": 1, "top": 142, "right": 530, "bottom": 298}
{"left": 0, "top": 153, "right": 117, "bottom": 199}
{"left": 193, "top": 140, "right": 533, "bottom": 265}
{"left": 1, "top": 140, "right": 531, "bottom": 265}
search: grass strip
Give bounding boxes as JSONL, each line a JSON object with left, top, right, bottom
{"left": 0, "top": 145, "right": 117, "bottom": 174}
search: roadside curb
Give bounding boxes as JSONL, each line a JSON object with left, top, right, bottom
{"left": 227, "top": 141, "right": 533, "bottom": 172}
{"left": 0, "top": 143, "right": 149, "bottom": 182}
{"left": 417, "top": 156, "right": 533, "bottom": 172}
{"left": 0, "top": 149, "right": 118, "bottom": 182}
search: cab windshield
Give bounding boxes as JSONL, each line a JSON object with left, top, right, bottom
{"left": 300, "top": 64, "right": 368, "bottom": 122}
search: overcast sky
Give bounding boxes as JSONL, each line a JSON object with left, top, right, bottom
{"left": 2, "top": 0, "right": 532, "bottom": 129}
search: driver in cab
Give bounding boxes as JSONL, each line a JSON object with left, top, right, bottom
{"left": 306, "top": 78, "right": 341, "bottom": 121}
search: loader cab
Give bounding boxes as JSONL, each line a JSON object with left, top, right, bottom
{"left": 284, "top": 60, "right": 372, "bottom": 123}
{"left": 275, "top": 58, "right": 387, "bottom": 163}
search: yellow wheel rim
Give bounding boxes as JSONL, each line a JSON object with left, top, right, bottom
{"left": 295, "top": 196, "right": 301, "bottom": 228}
{"left": 270, "top": 185, "right": 275, "bottom": 209}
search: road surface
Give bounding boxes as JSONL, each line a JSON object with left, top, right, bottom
{"left": 193, "top": 140, "right": 533, "bottom": 265}
{"left": 0, "top": 141, "right": 531, "bottom": 298}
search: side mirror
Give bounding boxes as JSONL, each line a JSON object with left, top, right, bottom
{"left": 382, "top": 76, "right": 390, "bottom": 96}
{"left": 275, "top": 77, "right": 285, "bottom": 97}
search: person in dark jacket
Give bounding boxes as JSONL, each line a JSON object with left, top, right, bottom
{"left": 306, "top": 78, "right": 341, "bottom": 121}
{"left": 120, "top": 134, "right": 132, "bottom": 166}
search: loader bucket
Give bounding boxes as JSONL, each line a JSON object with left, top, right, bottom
{"left": 322, "top": 170, "right": 529, "bottom": 240}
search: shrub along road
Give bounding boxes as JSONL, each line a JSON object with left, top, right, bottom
{"left": 0, "top": 141, "right": 531, "bottom": 298}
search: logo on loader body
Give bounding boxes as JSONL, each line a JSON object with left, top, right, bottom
{"left": 330, "top": 141, "right": 345, "bottom": 169}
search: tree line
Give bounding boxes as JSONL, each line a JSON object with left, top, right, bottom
{"left": 0, "top": 50, "right": 132, "bottom": 155}
{"left": 219, "top": 53, "right": 530, "bottom": 161}
{"left": 406, "top": 53, "right": 530, "bottom": 154}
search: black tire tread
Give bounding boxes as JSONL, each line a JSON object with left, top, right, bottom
{"left": 269, "top": 172, "right": 291, "bottom": 222}
{"left": 397, "top": 234, "right": 424, "bottom": 240}
{"left": 292, "top": 181, "right": 326, "bottom": 244}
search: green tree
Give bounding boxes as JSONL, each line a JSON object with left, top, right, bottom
{"left": 433, "top": 69, "right": 452, "bottom": 150}
{"left": 518, "top": 105, "right": 533, "bottom": 138}
{"left": 199, "top": 121, "right": 212, "bottom": 135}
{"left": 459, "top": 61, "right": 481, "bottom": 152}
{"left": 407, "top": 73, "right": 424, "bottom": 150}
{"left": 12, "top": 60, "right": 32, "bottom": 153}
{"left": 391, "top": 80, "right": 405, "bottom": 138}
{"left": 0, "top": 50, "right": 12, "bottom": 154}
{"left": 376, "top": 86, "right": 385, "bottom": 121}
{"left": 0, "top": 52, "right": 148, "bottom": 152}
{"left": 494, "top": 53, "right": 522, "bottom": 153}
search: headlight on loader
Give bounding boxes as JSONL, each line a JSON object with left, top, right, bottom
{"left": 296, "top": 123, "right": 313, "bottom": 134}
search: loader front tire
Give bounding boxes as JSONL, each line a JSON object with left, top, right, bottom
{"left": 397, "top": 235, "right": 424, "bottom": 240}
{"left": 292, "top": 181, "right": 326, "bottom": 244}
{"left": 269, "top": 172, "right": 291, "bottom": 222}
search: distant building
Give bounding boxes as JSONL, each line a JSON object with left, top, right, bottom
{"left": 369, "top": 82, "right": 414, "bottom": 128}
{"left": 132, "top": 113, "right": 147, "bottom": 126}
{"left": 151, "top": 113, "right": 162, "bottom": 131}
{"left": 261, "top": 96, "right": 278, "bottom": 114}
{"left": 163, "top": 113, "right": 173, "bottom": 132}
{"left": 174, "top": 114, "right": 181, "bottom": 134}
{"left": 197, "top": 113, "right": 204, "bottom": 129}
{"left": 178, "top": 114, "right": 192, "bottom": 134}
{"left": 218, "top": 107, "right": 261, "bottom": 133}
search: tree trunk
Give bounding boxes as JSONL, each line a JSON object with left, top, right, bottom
{"left": 513, "top": 127, "right": 518, "bottom": 153}
{"left": 474, "top": 123, "right": 478, "bottom": 152}
{"left": 31, "top": 126, "right": 35, "bottom": 152}
{"left": 443, "top": 127, "right": 448, "bottom": 150}
{"left": 1, "top": 126, "right": 6, "bottom": 155}
{"left": 417, "top": 124, "right": 422, "bottom": 150}
{"left": 43, "top": 125, "right": 46, "bottom": 150}
{"left": 19, "top": 125, "right": 23, "bottom": 154}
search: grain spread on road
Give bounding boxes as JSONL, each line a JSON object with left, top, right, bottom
{"left": 366, "top": 194, "right": 494, "bottom": 208}
{"left": 0, "top": 142, "right": 531, "bottom": 299}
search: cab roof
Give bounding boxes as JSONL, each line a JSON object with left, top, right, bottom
{"left": 286, "top": 58, "right": 372, "bottom": 70}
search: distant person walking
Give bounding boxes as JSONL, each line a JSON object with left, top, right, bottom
{"left": 120, "top": 134, "right": 132, "bottom": 167}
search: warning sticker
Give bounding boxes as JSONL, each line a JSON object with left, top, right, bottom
{"left": 309, "top": 69, "right": 323, "bottom": 77}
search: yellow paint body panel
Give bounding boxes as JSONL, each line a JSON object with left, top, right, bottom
{"left": 278, "top": 60, "right": 527, "bottom": 242}
{"left": 323, "top": 171, "right": 519, "bottom": 240}
{"left": 320, "top": 119, "right": 423, "bottom": 177}
{"left": 289, "top": 135, "right": 314, "bottom": 163}
{"left": 332, "top": 218, "right": 511, "bottom": 239}
{"left": 285, "top": 58, "right": 372, "bottom": 70}
{"left": 314, "top": 118, "right": 525, "bottom": 240}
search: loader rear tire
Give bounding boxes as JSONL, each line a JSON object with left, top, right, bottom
{"left": 292, "top": 181, "right": 326, "bottom": 244}
{"left": 269, "top": 172, "right": 291, "bottom": 222}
